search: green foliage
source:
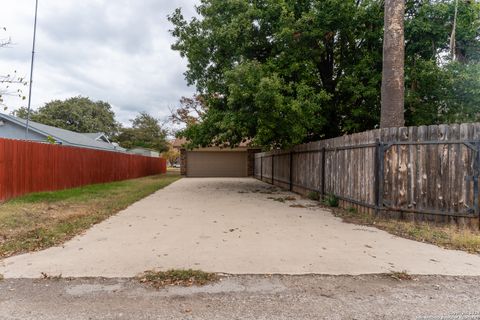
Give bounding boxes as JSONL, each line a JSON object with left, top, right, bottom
{"left": 406, "top": 61, "right": 480, "bottom": 125}
{"left": 46, "top": 136, "right": 56, "bottom": 144}
{"left": 14, "top": 96, "right": 120, "bottom": 137}
{"left": 8, "top": 175, "right": 179, "bottom": 205}
{"left": 163, "top": 146, "right": 181, "bottom": 165}
{"left": 170, "top": 0, "right": 480, "bottom": 149}
{"left": 307, "top": 191, "right": 320, "bottom": 201}
{"left": 116, "top": 112, "right": 169, "bottom": 153}
{"left": 323, "top": 193, "right": 339, "bottom": 207}
{"left": 347, "top": 206, "right": 357, "bottom": 214}
{"left": 404, "top": 0, "right": 480, "bottom": 126}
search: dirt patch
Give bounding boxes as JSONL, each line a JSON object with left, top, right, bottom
{"left": 289, "top": 204, "right": 307, "bottom": 208}
{"left": 267, "top": 196, "right": 296, "bottom": 203}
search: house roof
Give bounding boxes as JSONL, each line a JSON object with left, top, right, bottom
{"left": 130, "top": 147, "right": 157, "bottom": 152}
{"left": 81, "top": 132, "right": 111, "bottom": 143}
{"left": 0, "top": 113, "right": 124, "bottom": 152}
{"left": 172, "top": 137, "right": 188, "bottom": 148}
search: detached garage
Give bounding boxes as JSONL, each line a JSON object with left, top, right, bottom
{"left": 173, "top": 139, "right": 259, "bottom": 177}
{"left": 186, "top": 150, "right": 247, "bottom": 177}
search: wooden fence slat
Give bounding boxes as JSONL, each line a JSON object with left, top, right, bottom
{"left": 0, "top": 138, "right": 166, "bottom": 202}
{"left": 255, "top": 122, "right": 480, "bottom": 225}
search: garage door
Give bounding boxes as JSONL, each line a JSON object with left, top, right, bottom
{"left": 186, "top": 151, "right": 248, "bottom": 177}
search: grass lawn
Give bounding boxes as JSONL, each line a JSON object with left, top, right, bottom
{"left": 330, "top": 206, "right": 480, "bottom": 254}
{"left": 0, "top": 172, "right": 181, "bottom": 258}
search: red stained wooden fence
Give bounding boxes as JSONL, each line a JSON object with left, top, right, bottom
{"left": 0, "top": 138, "right": 167, "bottom": 202}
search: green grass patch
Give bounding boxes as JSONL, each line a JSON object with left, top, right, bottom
{"left": 307, "top": 191, "right": 320, "bottom": 201}
{"left": 0, "top": 173, "right": 181, "bottom": 258}
{"left": 322, "top": 193, "right": 339, "bottom": 207}
{"left": 138, "top": 269, "right": 219, "bottom": 288}
{"left": 347, "top": 207, "right": 357, "bottom": 214}
{"left": 8, "top": 175, "right": 170, "bottom": 204}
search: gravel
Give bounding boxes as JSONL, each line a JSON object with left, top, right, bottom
{"left": 1, "top": 274, "right": 480, "bottom": 320}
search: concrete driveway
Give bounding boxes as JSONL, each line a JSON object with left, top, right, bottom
{"left": 1, "top": 178, "right": 480, "bottom": 278}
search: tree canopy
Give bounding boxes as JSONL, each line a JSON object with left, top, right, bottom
{"left": 1, "top": 27, "right": 27, "bottom": 109}
{"left": 115, "top": 112, "right": 169, "bottom": 153}
{"left": 13, "top": 96, "right": 170, "bottom": 153}
{"left": 169, "top": 0, "right": 480, "bottom": 149}
{"left": 14, "top": 96, "right": 120, "bottom": 137}
{"left": 162, "top": 146, "right": 181, "bottom": 165}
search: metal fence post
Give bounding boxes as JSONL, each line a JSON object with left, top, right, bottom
{"left": 474, "top": 143, "right": 480, "bottom": 227}
{"left": 321, "top": 147, "right": 326, "bottom": 198}
{"left": 260, "top": 156, "right": 263, "bottom": 181}
{"left": 271, "top": 154, "right": 275, "bottom": 185}
{"left": 374, "top": 141, "right": 385, "bottom": 215}
{"left": 289, "top": 151, "right": 293, "bottom": 191}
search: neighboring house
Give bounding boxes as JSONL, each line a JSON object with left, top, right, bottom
{"left": 81, "top": 132, "right": 111, "bottom": 143}
{"left": 128, "top": 147, "right": 160, "bottom": 158}
{"left": 173, "top": 137, "right": 260, "bottom": 177}
{"left": 172, "top": 138, "right": 184, "bottom": 151}
{"left": 0, "top": 113, "right": 126, "bottom": 152}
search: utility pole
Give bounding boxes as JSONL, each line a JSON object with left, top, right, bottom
{"left": 25, "top": 0, "right": 39, "bottom": 139}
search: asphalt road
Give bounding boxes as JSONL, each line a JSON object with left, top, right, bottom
{"left": 1, "top": 275, "right": 480, "bottom": 320}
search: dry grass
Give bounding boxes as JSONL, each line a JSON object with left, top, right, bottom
{"left": 331, "top": 206, "right": 480, "bottom": 254}
{"left": 40, "top": 272, "right": 63, "bottom": 280}
{"left": 138, "top": 269, "right": 219, "bottom": 289}
{"left": 389, "top": 270, "right": 414, "bottom": 281}
{"left": 267, "top": 196, "right": 297, "bottom": 203}
{"left": 0, "top": 173, "right": 181, "bottom": 258}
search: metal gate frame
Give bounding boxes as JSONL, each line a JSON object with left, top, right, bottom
{"left": 255, "top": 140, "right": 480, "bottom": 221}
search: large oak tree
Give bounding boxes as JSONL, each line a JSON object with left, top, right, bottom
{"left": 14, "top": 96, "right": 120, "bottom": 137}
{"left": 170, "top": 0, "right": 480, "bottom": 149}
{"left": 115, "top": 112, "right": 169, "bottom": 153}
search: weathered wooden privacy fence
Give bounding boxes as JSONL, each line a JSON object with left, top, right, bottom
{"left": 255, "top": 123, "right": 480, "bottom": 227}
{"left": 0, "top": 138, "right": 167, "bottom": 202}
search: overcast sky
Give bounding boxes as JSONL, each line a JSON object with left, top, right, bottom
{"left": 0, "top": 0, "right": 198, "bottom": 125}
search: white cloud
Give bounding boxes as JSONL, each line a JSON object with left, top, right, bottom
{"left": 0, "top": 0, "right": 198, "bottom": 125}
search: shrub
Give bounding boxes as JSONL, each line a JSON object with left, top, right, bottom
{"left": 323, "top": 194, "right": 339, "bottom": 207}
{"left": 307, "top": 191, "right": 320, "bottom": 201}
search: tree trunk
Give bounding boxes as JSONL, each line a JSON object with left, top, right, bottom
{"left": 450, "top": 0, "right": 459, "bottom": 60}
{"left": 380, "top": 0, "right": 405, "bottom": 128}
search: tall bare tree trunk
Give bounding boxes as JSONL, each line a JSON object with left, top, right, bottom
{"left": 380, "top": 0, "right": 405, "bottom": 128}
{"left": 450, "top": 0, "right": 459, "bottom": 60}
